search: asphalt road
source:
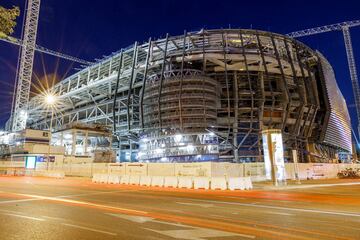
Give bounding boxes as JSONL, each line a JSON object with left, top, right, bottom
{"left": 0, "top": 177, "right": 360, "bottom": 240}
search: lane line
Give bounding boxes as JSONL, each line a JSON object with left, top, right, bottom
{"left": 265, "top": 211, "right": 294, "bottom": 216}
{"left": 176, "top": 202, "right": 214, "bottom": 208}
{"left": 13, "top": 193, "right": 148, "bottom": 215}
{"left": 55, "top": 190, "right": 132, "bottom": 199}
{"left": 62, "top": 223, "right": 117, "bottom": 236}
{"left": 190, "top": 198, "right": 360, "bottom": 217}
{"left": 0, "top": 198, "right": 39, "bottom": 204}
{"left": 0, "top": 190, "right": 126, "bottom": 205}
{"left": 1, "top": 212, "right": 45, "bottom": 221}
{"left": 269, "top": 182, "right": 360, "bottom": 190}
{"left": 41, "top": 215, "right": 67, "bottom": 221}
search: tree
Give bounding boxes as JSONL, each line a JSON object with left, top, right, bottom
{"left": 0, "top": 5, "right": 20, "bottom": 38}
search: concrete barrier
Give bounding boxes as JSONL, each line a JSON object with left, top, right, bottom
{"left": 139, "top": 176, "right": 152, "bottom": 186}
{"left": 164, "top": 176, "right": 178, "bottom": 188}
{"left": 151, "top": 176, "right": 164, "bottom": 187}
{"left": 120, "top": 175, "right": 130, "bottom": 184}
{"left": 178, "top": 176, "right": 193, "bottom": 189}
{"left": 108, "top": 174, "right": 120, "bottom": 184}
{"left": 210, "top": 177, "right": 227, "bottom": 190}
{"left": 194, "top": 177, "right": 210, "bottom": 190}
{"left": 129, "top": 175, "right": 140, "bottom": 185}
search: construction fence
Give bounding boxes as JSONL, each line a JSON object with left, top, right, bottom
{"left": 1, "top": 160, "right": 359, "bottom": 181}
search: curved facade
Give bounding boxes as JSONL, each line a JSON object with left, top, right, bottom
{"left": 26, "top": 29, "right": 352, "bottom": 162}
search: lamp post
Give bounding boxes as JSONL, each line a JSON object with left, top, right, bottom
{"left": 45, "top": 94, "right": 56, "bottom": 171}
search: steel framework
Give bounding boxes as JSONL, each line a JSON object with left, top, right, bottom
{"left": 25, "top": 29, "right": 351, "bottom": 162}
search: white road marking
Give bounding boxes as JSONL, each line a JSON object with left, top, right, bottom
{"left": 144, "top": 227, "right": 255, "bottom": 240}
{"left": 13, "top": 193, "right": 148, "bottom": 215}
{"left": 266, "top": 211, "right": 294, "bottom": 216}
{"left": 52, "top": 190, "right": 128, "bottom": 199}
{"left": 107, "top": 213, "right": 154, "bottom": 223}
{"left": 0, "top": 190, "right": 125, "bottom": 205}
{"left": 108, "top": 213, "right": 189, "bottom": 227}
{"left": 151, "top": 219, "right": 188, "bottom": 228}
{"left": 1, "top": 212, "right": 45, "bottom": 221}
{"left": 269, "top": 182, "right": 360, "bottom": 190}
{"left": 190, "top": 199, "right": 360, "bottom": 218}
{"left": 176, "top": 202, "right": 214, "bottom": 208}
{"left": 62, "top": 223, "right": 117, "bottom": 236}
{"left": 0, "top": 198, "right": 39, "bottom": 204}
{"left": 41, "top": 215, "right": 67, "bottom": 221}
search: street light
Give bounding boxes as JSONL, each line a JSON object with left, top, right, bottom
{"left": 45, "top": 94, "right": 56, "bottom": 106}
{"left": 44, "top": 93, "right": 57, "bottom": 170}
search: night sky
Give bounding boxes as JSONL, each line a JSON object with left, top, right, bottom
{"left": 0, "top": 0, "right": 359, "bottom": 132}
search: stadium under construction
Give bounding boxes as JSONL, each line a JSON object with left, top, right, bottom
{"left": 5, "top": 29, "right": 353, "bottom": 163}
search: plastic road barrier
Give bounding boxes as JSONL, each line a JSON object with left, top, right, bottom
{"left": 194, "top": 177, "right": 210, "bottom": 190}
{"left": 244, "top": 177, "right": 253, "bottom": 189}
{"left": 129, "top": 175, "right": 141, "bottom": 185}
{"left": 164, "top": 176, "right": 178, "bottom": 188}
{"left": 228, "top": 177, "right": 245, "bottom": 190}
{"left": 120, "top": 175, "right": 130, "bottom": 184}
{"left": 92, "top": 173, "right": 101, "bottom": 183}
{"left": 151, "top": 176, "right": 164, "bottom": 187}
{"left": 108, "top": 174, "right": 120, "bottom": 184}
{"left": 228, "top": 177, "right": 253, "bottom": 190}
{"left": 139, "top": 176, "right": 152, "bottom": 186}
{"left": 99, "top": 174, "right": 109, "bottom": 183}
{"left": 178, "top": 176, "right": 193, "bottom": 189}
{"left": 210, "top": 177, "right": 227, "bottom": 190}
{"left": 48, "top": 171, "right": 65, "bottom": 179}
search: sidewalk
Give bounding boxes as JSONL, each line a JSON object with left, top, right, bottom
{"left": 253, "top": 178, "right": 360, "bottom": 190}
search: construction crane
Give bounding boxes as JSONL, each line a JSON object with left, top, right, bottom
{"left": 0, "top": 36, "right": 92, "bottom": 65}
{"left": 8, "top": 0, "right": 92, "bottom": 132}
{"left": 11, "top": 0, "right": 41, "bottom": 131}
{"left": 287, "top": 20, "right": 360, "bottom": 139}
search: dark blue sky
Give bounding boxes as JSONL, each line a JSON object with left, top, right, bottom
{"left": 0, "top": 0, "right": 360, "bottom": 131}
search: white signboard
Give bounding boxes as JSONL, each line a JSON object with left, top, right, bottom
{"left": 262, "top": 130, "right": 286, "bottom": 184}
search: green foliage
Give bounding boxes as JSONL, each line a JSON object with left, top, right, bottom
{"left": 0, "top": 5, "right": 20, "bottom": 37}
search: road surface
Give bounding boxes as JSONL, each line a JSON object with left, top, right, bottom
{"left": 0, "top": 176, "right": 359, "bottom": 240}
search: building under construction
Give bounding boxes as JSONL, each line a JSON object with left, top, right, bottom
{"left": 24, "top": 29, "right": 352, "bottom": 163}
